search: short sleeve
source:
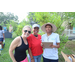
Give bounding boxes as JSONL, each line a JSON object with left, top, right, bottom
{"left": 2, "top": 30, "right": 4, "bottom": 33}
{"left": 56, "top": 34, "right": 60, "bottom": 43}
{"left": 27, "top": 36, "right": 32, "bottom": 48}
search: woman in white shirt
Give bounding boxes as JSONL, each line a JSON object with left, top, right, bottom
{"left": 41, "top": 23, "right": 60, "bottom": 62}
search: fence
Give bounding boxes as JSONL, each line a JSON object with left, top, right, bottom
{"left": 62, "top": 29, "right": 75, "bottom": 37}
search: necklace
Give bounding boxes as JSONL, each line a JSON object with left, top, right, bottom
{"left": 34, "top": 35, "right": 38, "bottom": 37}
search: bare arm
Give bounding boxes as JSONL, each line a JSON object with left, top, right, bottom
{"left": 9, "top": 37, "right": 20, "bottom": 62}
{"left": 3, "top": 33, "right": 5, "bottom": 40}
{"left": 50, "top": 43, "right": 60, "bottom": 48}
{"left": 28, "top": 48, "right": 34, "bottom": 62}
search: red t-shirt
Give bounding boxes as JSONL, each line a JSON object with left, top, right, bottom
{"left": 27, "top": 34, "right": 43, "bottom": 56}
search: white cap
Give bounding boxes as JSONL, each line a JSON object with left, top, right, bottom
{"left": 32, "top": 24, "right": 40, "bottom": 29}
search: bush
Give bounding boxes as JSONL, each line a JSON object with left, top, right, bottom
{"left": 58, "top": 35, "right": 69, "bottom": 54}
{"left": 15, "top": 25, "right": 23, "bottom": 36}
{"left": 12, "top": 32, "right": 17, "bottom": 38}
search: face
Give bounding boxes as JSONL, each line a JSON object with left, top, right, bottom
{"left": 32, "top": 27, "right": 39, "bottom": 35}
{"left": 22, "top": 27, "right": 31, "bottom": 38}
{"left": 45, "top": 25, "right": 52, "bottom": 33}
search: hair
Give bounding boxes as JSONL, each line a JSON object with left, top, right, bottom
{"left": 22, "top": 25, "right": 31, "bottom": 31}
{"left": 0, "top": 25, "right": 2, "bottom": 30}
{"left": 45, "top": 24, "right": 52, "bottom": 28}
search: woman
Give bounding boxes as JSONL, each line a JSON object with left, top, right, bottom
{"left": 41, "top": 23, "right": 60, "bottom": 62}
{"left": 9, "top": 25, "right": 34, "bottom": 62}
{"left": 0, "top": 26, "right": 5, "bottom": 50}
{"left": 27, "top": 24, "right": 43, "bottom": 62}
{"left": 9, "top": 25, "right": 13, "bottom": 33}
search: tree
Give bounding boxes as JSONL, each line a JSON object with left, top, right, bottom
{"left": 6, "top": 20, "right": 18, "bottom": 31}
{"left": 57, "top": 12, "right": 75, "bottom": 27}
{"left": 28, "top": 12, "right": 64, "bottom": 35}
{"left": 15, "top": 19, "right": 31, "bottom": 36}
{"left": 0, "top": 12, "right": 18, "bottom": 25}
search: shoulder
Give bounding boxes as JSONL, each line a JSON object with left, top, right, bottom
{"left": 52, "top": 33, "right": 59, "bottom": 36}
{"left": 13, "top": 36, "right": 21, "bottom": 43}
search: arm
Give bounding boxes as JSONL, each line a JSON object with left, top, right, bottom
{"left": 2, "top": 30, "right": 5, "bottom": 40}
{"left": 50, "top": 43, "right": 60, "bottom": 48}
{"left": 9, "top": 37, "right": 20, "bottom": 62}
{"left": 28, "top": 48, "right": 34, "bottom": 62}
{"left": 3, "top": 33, "right": 5, "bottom": 40}
{"left": 27, "top": 36, "right": 34, "bottom": 62}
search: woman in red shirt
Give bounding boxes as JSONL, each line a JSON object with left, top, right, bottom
{"left": 27, "top": 24, "right": 43, "bottom": 62}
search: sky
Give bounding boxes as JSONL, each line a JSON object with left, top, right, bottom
{"left": 10, "top": 12, "right": 28, "bottom": 22}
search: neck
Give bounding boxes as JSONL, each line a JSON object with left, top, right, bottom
{"left": 21, "top": 34, "right": 27, "bottom": 40}
{"left": 47, "top": 32, "right": 52, "bottom": 36}
{"left": 33, "top": 33, "right": 38, "bottom": 35}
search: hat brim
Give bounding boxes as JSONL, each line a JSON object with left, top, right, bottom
{"left": 41, "top": 23, "right": 57, "bottom": 33}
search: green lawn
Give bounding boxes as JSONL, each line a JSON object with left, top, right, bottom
{"left": 0, "top": 38, "right": 14, "bottom": 62}
{"left": 0, "top": 38, "right": 75, "bottom": 62}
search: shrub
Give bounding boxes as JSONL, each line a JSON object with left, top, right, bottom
{"left": 12, "top": 32, "right": 17, "bottom": 38}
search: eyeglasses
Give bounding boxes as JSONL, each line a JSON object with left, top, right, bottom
{"left": 24, "top": 30, "right": 31, "bottom": 34}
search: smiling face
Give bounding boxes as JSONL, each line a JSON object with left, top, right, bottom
{"left": 45, "top": 24, "right": 52, "bottom": 33}
{"left": 32, "top": 27, "right": 39, "bottom": 35}
{"left": 22, "top": 27, "right": 31, "bottom": 38}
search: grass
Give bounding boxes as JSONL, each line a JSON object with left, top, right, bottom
{"left": 0, "top": 38, "right": 75, "bottom": 62}
{"left": 0, "top": 38, "right": 14, "bottom": 62}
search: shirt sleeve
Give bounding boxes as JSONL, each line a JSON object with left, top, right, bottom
{"left": 2, "top": 30, "right": 4, "bottom": 33}
{"left": 56, "top": 34, "right": 60, "bottom": 43}
{"left": 27, "top": 36, "right": 32, "bottom": 48}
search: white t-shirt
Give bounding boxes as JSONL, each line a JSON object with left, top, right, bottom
{"left": 42, "top": 32, "right": 60, "bottom": 60}
{"left": 0, "top": 30, "right": 4, "bottom": 38}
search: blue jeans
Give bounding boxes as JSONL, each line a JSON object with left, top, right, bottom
{"left": 33, "top": 54, "right": 42, "bottom": 62}
{"left": 27, "top": 54, "right": 42, "bottom": 62}
{"left": 43, "top": 57, "right": 58, "bottom": 62}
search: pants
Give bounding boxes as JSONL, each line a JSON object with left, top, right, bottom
{"left": 27, "top": 54, "right": 42, "bottom": 62}
{"left": 43, "top": 57, "right": 58, "bottom": 62}
{"left": 33, "top": 54, "right": 42, "bottom": 62}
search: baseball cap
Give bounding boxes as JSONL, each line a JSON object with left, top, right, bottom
{"left": 32, "top": 24, "right": 40, "bottom": 29}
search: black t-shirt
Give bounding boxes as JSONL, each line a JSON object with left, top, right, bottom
{"left": 14, "top": 36, "right": 29, "bottom": 62}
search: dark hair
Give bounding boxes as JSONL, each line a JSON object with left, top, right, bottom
{"left": 0, "top": 26, "right": 2, "bottom": 30}
{"left": 45, "top": 24, "right": 52, "bottom": 28}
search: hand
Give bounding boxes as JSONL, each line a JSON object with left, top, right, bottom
{"left": 31, "top": 59, "right": 35, "bottom": 62}
{"left": 41, "top": 43, "right": 44, "bottom": 47}
{"left": 49, "top": 44, "right": 55, "bottom": 48}
{"left": 13, "top": 60, "right": 17, "bottom": 62}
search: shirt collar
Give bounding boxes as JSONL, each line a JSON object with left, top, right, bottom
{"left": 46, "top": 32, "right": 53, "bottom": 37}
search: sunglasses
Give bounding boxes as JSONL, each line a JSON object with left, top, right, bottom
{"left": 24, "top": 30, "right": 31, "bottom": 34}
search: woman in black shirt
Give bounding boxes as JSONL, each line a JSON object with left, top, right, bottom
{"left": 9, "top": 26, "right": 34, "bottom": 62}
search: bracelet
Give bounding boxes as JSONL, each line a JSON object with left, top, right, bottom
{"left": 31, "top": 58, "right": 34, "bottom": 60}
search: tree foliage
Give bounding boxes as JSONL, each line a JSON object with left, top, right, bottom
{"left": 0, "top": 12, "right": 18, "bottom": 25}
{"left": 58, "top": 12, "right": 75, "bottom": 27}
{"left": 28, "top": 12, "right": 64, "bottom": 35}
{"left": 6, "top": 20, "right": 18, "bottom": 31}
